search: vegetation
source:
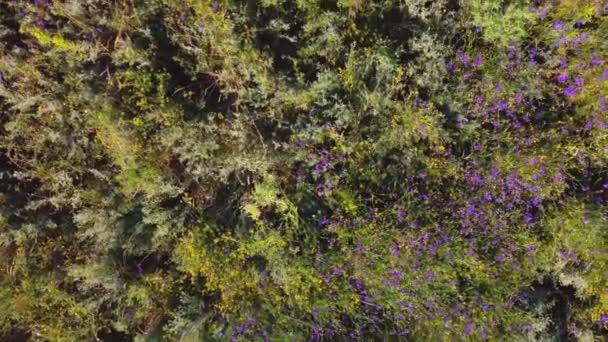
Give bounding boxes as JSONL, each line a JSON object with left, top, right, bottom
{"left": 0, "top": 0, "right": 607, "bottom": 340}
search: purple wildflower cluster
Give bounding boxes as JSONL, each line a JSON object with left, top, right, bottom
{"left": 231, "top": 319, "right": 258, "bottom": 342}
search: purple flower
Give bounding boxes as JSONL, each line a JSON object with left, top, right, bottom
{"left": 539, "top": 9, "right": 548, "bottom": 20}
{"left": 314, "top": 157, "right": 329, "bottom": 176}
{"left": 110, "top": 164, "right": 121, "bottom": 174}
{"left": 391, "top": 243, "right": 400, "bottom": 256}
{"left": 524, "top": 212, "right": 534, "bottom": 225}
{"left": 564, "top": 86, "right": 576, "bottom": 97}
{"left": 179, "top": 13, "right": 186, "bottom": 22}
{"left": 354, "top": 243, "right": 367, "bottom": 254}
{"left": 575, "top": 76, "right": 584, "bottom": 87}
{"left": 415, "top": 97, "right": 429, "bottom": 108}
{"left": 396, "top": 209, "right": 406, "bottom": 223}
{"left": 584, "top": 121, "right": 592, "bottom": 131}
{"left": 559, "top": 57, "right": 568, "bottom": 69}
{"left": 529, "top": 48, "right": 537, "bottom": 64}
{"left": 599, "top": 313, "right": 608, "bottom": 326}
{"left": 553, "top": 21, "right": 564, "bottom": 30}
{"left": 319, "top": 217, "right": 329, "bottom": 227}
{"left": 525, "top": 244, "right": 537, "bottom": 254}
{"left": 315, "top": 183, "right": 324, "bottom": 195}
{"left": 483, "top": 192, "right": 493, "bottom": 202}
{"left": 528, "top": 196, "right": 541, "bottom": 207}
{"left": 465, "top": 203, "right": 476, "bottom": 216}
{"left": 529, "top": 157, "right": 540, "bottom": 165}
{"left": 418, "top": 124, "right": 426, "bottom": 135}
{"left": 513, "top": 92, "right": 523, "bottom": 104}
{"left": 480, "top": 328, "right": 488, "bottom": 340}
{"left": 496, "top": 254, "right": 507, "bottom": 263}
{"left": 464, "top": 323, "right": 473, "bottom": 336}
{"left": 557, "top": 73, "right": 568, "bottom": 84}
{"left": 497, "top": 99, "right": 508, "bottom": 111}
{"left": 447, "top": 62, "right": 457, "bottom": 74}
{"left": 389, "top": 269, "right": 403, "bottom": 283}
{"left": 472, "top": 54, "right": 483, "bottom": 68}
{"left": 591, "top": 55, "right": 601, "bottom": 66}
{"left": 211, "top": 0, "right": 219, "bottom": 12}
{"left": 598, "top": 95, "right": 607, "bottom": 111}
{"left": 316, "top": 179, "right": 333, "bottom": 195}
{"left": 459, "top": 51, "right": 469, "bottom": 66}
{"left": 310, "top": 329, "right": 320, "bottom": 341}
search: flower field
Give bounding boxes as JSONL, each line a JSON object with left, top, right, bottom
{"left": 0, "top": 0, "right": 607, "bottom": 340}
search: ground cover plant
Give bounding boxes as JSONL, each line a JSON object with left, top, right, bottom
{"left": 0, "top": 0, "right": 607, "bottom": 340}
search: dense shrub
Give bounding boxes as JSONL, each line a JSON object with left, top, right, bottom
{"left": 0, "top": 0, "right": 607, "bottom": 340}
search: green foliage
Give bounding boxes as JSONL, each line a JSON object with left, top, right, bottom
{"left": 1, "top": 0, "right": 607, "bottom": 340}
{"left": 466, "top": 0, "right": 535, "bottom": 46}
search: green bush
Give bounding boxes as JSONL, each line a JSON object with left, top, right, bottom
{"left": 0, "top": 0, "right": 607, "bottom": 340}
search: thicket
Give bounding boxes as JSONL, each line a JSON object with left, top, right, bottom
{"left": 0, "top": 0, "right": 607, "bottom": 341}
